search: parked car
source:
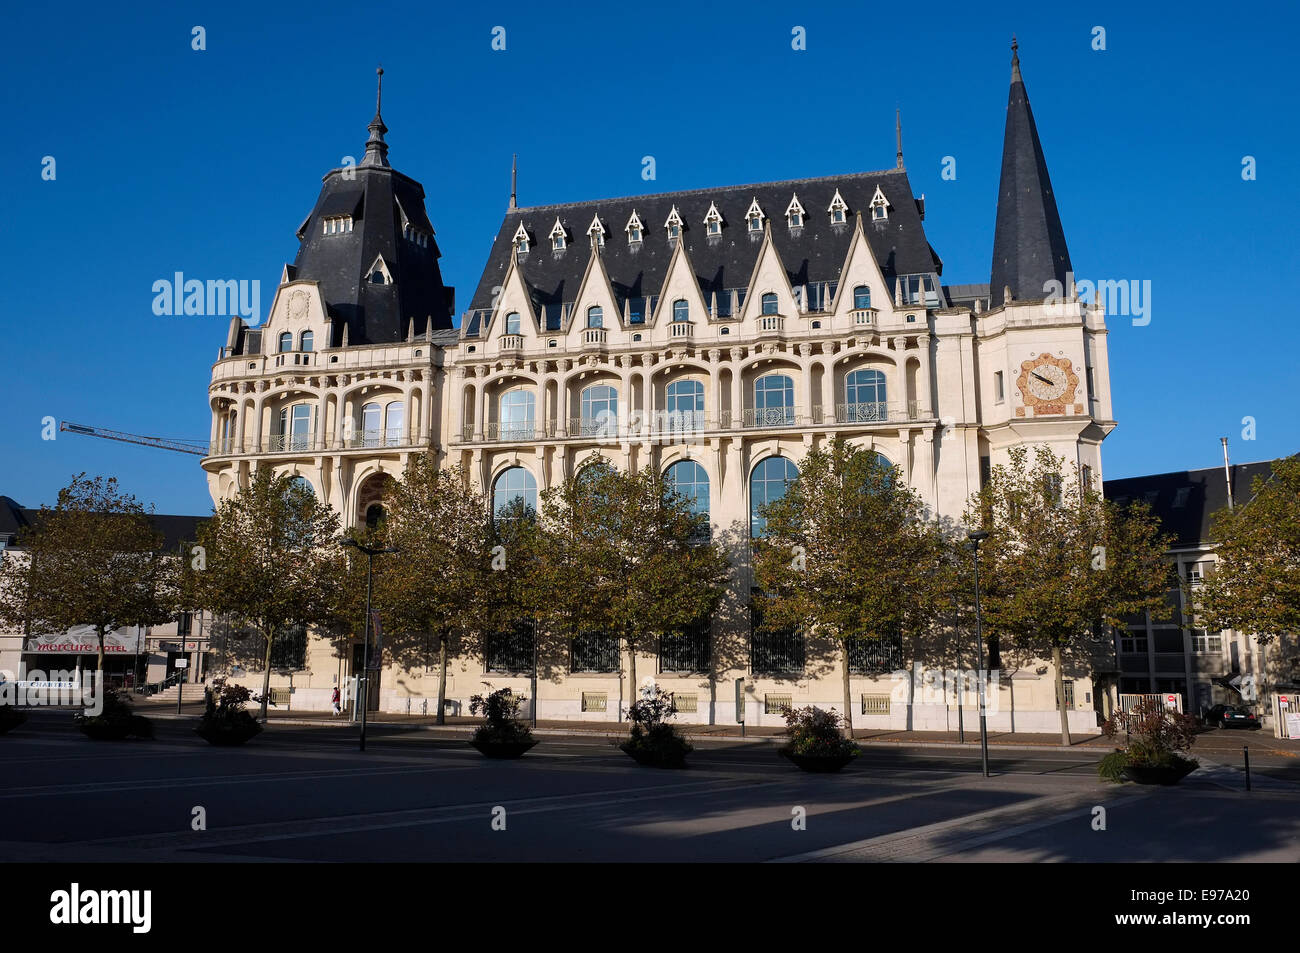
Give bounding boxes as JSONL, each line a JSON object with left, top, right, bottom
{"left": 1201, "top": 705, "right": 1261, "bottom": 729}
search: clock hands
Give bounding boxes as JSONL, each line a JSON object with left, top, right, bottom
{"left": 1031, "top": 371, "right": 1054, "bottom": 386}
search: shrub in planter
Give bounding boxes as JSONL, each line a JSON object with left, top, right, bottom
{"left": 196, "top": 678, "right": 263, "bottom": 746}
{"left": 75, "top": 688, "right": 152, "bottom": 740}
{"left": 620, "top": 687, "right": 692, "bottom": 768}
{"left": 0, "top": 704, "right": 27, "bottom": 735}
{"left": 1099, "top": 699, "right": 1198, "bottom": 785}
{"left": 780, "top": 705, "right": 860, "bottom": 772}
{"left": 469, "top": 688, "right": 536, "bottom": 758}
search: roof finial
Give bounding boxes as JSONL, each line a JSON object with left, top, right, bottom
{"left": 362, "top": 65, "right": 390, "bottom": 168}
{"left": 1011, "top": 35, "right": 1022, "bottom": 82}
{"left": 895, "top": 107, "right": 905, "bottom": 170}
{"left": 509, "top": 154, "right": 518, "bottom": 210}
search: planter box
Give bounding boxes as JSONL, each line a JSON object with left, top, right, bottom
{"left": 620, "top": 742, "right": 690, "bottom": 769}
{"left": 1121, "top": 761, "right": 1196, "bottom": 786}
{"left": 781, "top": 749, "right": 859, "bottom": 773}
{"left": 196, "top": 720, "right": 263, "bottom": 746}
{"left": 470, "top": 739, "right": 537, "bottom": 759}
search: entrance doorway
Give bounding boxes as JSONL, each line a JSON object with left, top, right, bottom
{"left": 351, "top": 644, "right": 380, "bottom": 711}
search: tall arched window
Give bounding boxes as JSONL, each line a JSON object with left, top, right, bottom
{"left": 278, "top": 332, "right": 293, "bottom": 353}
{"left": 750, "top": 456, "right": 799, "bottom": 537}
{"left": 853, "top": 285, "right": 871, "bottom": 309}
{"left": 761, "top": 292, "right": 779, "bottom": 315}
{"left": 499, "top": 389, "right": 536, "bottom": 440}
{"left": 672, "top": 299, "right": 689, "bottom": 322}
{"left": 300, "top": 330, "right": 314, "bottom": 352}
{"left": 665, "top": 379, "right": 704, "bottom": 431}
{"left": 360, "top": 402, "right": 381, "bottom": 447}
{"left": 753, "top": 374, "right": 795, "bottom": 426}
{"left": 277, "top": 404, "right": 312, "bottom": 451}
{"left": 665, "top": 460, "right": 709, "bottom": 521}
{"left": 493, "top": 467, "right": 537, "bottom": 520}
{"left": 505, "top": 312, "right": 521, "bottom": 335}
{"left": 286, "top": 475, "right": 315, "bottom": 498}
{"left": 587, "top": 306, "right": 603, "bottom": 329}
{"left": 845, "top": 369, "right": 888, "bottom": 422}
{"left": 384, "top": 401, "right": 404, "bottom": 445}
{"left": 580, "top": 384, "right": 618, "bottom": 437}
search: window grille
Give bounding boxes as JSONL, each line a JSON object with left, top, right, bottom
{"left": 764, "top": 694, "right": 792, "bottom": 714}
{"left": 581, "top": 692, "right": 607, "bottom": 713}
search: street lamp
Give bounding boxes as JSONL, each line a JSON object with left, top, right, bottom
{"left": 966, "top": 530, "right": 991, "bottom": 778}
{"left": 340, "top": 538, "right": 399, "bottom": 752}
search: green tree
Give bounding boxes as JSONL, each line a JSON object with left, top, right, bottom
{"left": 0, "top": 474, "right": 175, "bottom": 674}
{"left": 752, "top": 441, "right": 947, "bottom": 736}
{"left": 531, "top": 461, "right": 729, "bottom": 716}
{"left": 184, "top": 468, "right": 342, "bottom": 721}
{"left": 964, "top": 446, "right": 1172, "bottom": 745}
{"left": 1196, "top": 456, "right": 1300, "bottom": 646}
{"left": 374, "top": 454, "right": 494, "bottom": 724}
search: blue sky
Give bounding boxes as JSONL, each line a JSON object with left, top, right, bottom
{"left": 2, "top": 0, "right": 1296, "bottom": 514}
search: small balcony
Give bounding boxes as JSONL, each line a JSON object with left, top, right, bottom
{"left": 757, "top": 314, "right": 785, "bottom": 335}
{"left": 499, "top": 334, "right": 524, "bottom": 353}
{"left": 669, "top": 321, "right": 694, "bottom": 340}
{"left": 273, "top": 351, "right": 317, "bottom": 369}
{"left": 850, "top": 308, "right": 877, "bottom": 327}
{"left": 582, "top": 328, "right": 608, "bottom": 349}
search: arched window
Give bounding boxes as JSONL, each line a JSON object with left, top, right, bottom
{"left": 384, "top": 401, "right": 404, "bottom": 445}
{"left": 499, "top": 389, "right": 536, "bottom": 440}
{"left": 278, "top": 332, "right": 292, "bottom": 353}
{"left": 845, "top": 369, "right": 888, "bottom": 422}
{"left": 277, "top": 404, "right": 312, "bottom": 451}
{"left": 665, "top": 460, "right": 709, "bottom": 521}
{"left": 493, "top": 467, "right": 537, "bottom": 520}
{"left": 750, "top": 456, "right": 799, "bottom": 537}
{"left": 505, "top": 312, "right": 521, "bottom": 335}
{"left": 365, "top": 503, "right": 386, "bottom": 530}
{"left": 360, "top": 402, "right": 381, "bottom": 447}
{"left": 672, "top": 299, "right": 689, "bottom": 322}
{"left": 300, "top": 330, "right": 314, "bottom": 352}
{"left": 853, "top": 285, "right": 871, "bottom": 309}
{"left": 753, "top": 374, "right": 795, "bottom": 426}
{"left": 665, "top": 379, "right": 704, "bottom": 431}
{"left": 587, "top": 306, "right": 603, "bottom": 329}
{"left": 761, "top": 292, "right": 779, "bottom": 315}
{"left": 285, "top": 475, "right": 314, "bottom": 498}
{"left": 580, "top": 384, "right": 618, "bottom": 437}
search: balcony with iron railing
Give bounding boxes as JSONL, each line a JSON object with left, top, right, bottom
{"left": 207, "top": 429, "right": 426, "bottom": 457}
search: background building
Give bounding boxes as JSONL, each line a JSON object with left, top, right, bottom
{"left": 201, "top": 47, "right": 1111, "bottom": 733}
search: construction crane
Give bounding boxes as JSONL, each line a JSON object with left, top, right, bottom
{"left": 60, "top": 421, "right": 207, "bottom": 457}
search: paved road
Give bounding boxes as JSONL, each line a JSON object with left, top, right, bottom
{"left": 1, "top": 712, "right": 1296, "bottom": 862}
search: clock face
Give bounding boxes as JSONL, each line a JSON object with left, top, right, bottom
{"left": 1025, "top": 363, "right": 1068, "bottom": 401}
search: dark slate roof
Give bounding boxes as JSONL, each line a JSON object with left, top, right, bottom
{"left": 1103, "top": 461, "right": 1276, "bottom": 548}
{"left": 0, "top": 500, "right": 206, "bottom": 553}
{"left": 467, "top": 169, "right": 942, "bottom": 319}
{"left": 989, "top": 44, "right": 1072, "bottom": 308}
{"left": 283, "top": 112, "right": 455, "bottom": 348}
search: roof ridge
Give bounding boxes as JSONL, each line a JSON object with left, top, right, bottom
{"left": 1105, "top": 460, "right": 1275, "bottom": 483}
{"left": 513, "top": 168, "right": 909, "bottom": 215}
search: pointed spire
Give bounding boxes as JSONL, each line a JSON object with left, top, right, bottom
{"left": 895, "top": 107, "right": 905, "bottom": 170}
{"left": 989, "top": 38, "right": 1072, "bottom": 308}
{"left": 362, "top": 66, "right": 390, "bottom": 168}
{"left": 509, "top": 154, "right": 518, "bottom": 210}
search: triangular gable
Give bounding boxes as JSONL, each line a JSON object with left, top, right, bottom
{"left": 830, "top": 213, "right": 893, "bottom": 317}
{"left": 652, "top": 236, "right": 710, "bottom": 326}
{"left": 739, "top": 223, "right": 798, "bottom": 322}
{"left": 493, "top": 254, "right": 542, "bottom": 337}
{"left": 568, "top": 243, "right": 623, "bottom": 334}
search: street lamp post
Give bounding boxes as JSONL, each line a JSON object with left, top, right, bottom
{"left": 966, "top": 530, "right": 991, "bottom": 778}
{"left": 340, "top": 539, "right": 399, "bottom": 752}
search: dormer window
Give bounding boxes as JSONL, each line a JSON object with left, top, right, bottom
{"left": 761, "top": 292, "right": 779, "bottom": 315}
{"left": 673, "top": 299, "right": 689, "bottom": 322}
{"left": 505, "top": 312, "right": 521, "bottom": 335}
{"left": 402, "top": 223, "right": 430, "bottom": 247}
{"left": 828, "top": 189, "right": 849, "bottom": 225}
{"left": 300, "top": 330, "right": 313, "bottom": 352}
{"left": 322, "top": 215, "right": 353, "bottom": 235}
{"left": 587, "top": 214, "right": 606, "bottom": 248}
{"left": 745, "top": 198, "right": 765, "bottom": 233}
{"left": 278, "top": 332, "right": 293, "bottom": 353}
{"left": 868, "top": 185, "right": 890, "bottom": 221}
{"left": 703, "top": 202, "right": 724, "bottom": 236}
{"left": 586, "top": 306, "right": 603, "bottom": 329}
{"left": 512, "top": 221, "right": 530, "bottom": 256}
{"left": 853, "top": 285, "right": 871, "bottom": 309}
{"left": 549, "top": 217, "right": 567, "bottom": 251}
{"left": 786, "top": 194, "right": 806, "bottom": 229}
{"left": 665, "top": 206, "right": 684, "bottom": 240}
{"left": 626, "top": 210, "right": 644, "bottom": 245}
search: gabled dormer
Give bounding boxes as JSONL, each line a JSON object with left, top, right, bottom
{"left": 785, "top": 194, "right": 806, "bottom": 229}
{"left": 548, "top": 217, "right": 567, "bottom": 251}
{"left": 740, "top": 224, "right": 798, "bottom": 328}
{"left": 868, "top": 184, "right": 891, "bottom": 221}
{"left": 625, "top": 210, "right": 644, "bottom": 245}
{"left": 664, "top": 205, "right": 684, "bottom": 241}
{"left": 587, "top": 213, "right": 606, "bottom": 248}
{"left": 651, "top": 236, "right": 710, "bottom": 339}
{"left": 830, "top": 213, "right": 894, "bottom": 330}
{"left": 744, "top": 198, "right": 766, "bottom": 235}
{"left": 568, "top": 242, "right": 623, "bottom": 347}
{"left": 512, "top": 221, "right": 531, "bottom": 256}
{"left": 365, "top": 254, "right": 393, "bottom": 286}
{"left": 703, "top": 202, "right": 725, "bottom": 237}
{"left": 827, "top": 189, "right": 849, "bottom": 225}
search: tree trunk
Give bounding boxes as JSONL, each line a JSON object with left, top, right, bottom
{"left": 627, "top": 634, "right": 637, "bottom": 721}
{"left": 259, "top": 626, "right": 274, "bottom": 722}
{"left": 841, "top": 639, "right": 854, "bottom": 738}
{"left": 436, "top": 632, "right": 448, "bottom": 725}
{"left": 1052, "top": 644, "right": 1071, "bottom": 747}
{"left": 96, "top": 626, "right": 106, "bottom": 674}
